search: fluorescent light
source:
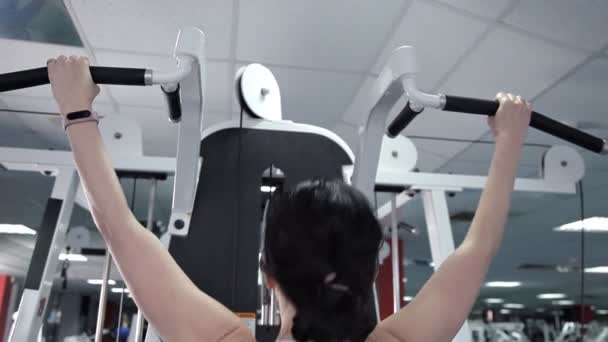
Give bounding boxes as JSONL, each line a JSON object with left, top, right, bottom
{"left": 553, "top": 300, "right": 574, "bottom": 306}
{"left": 486, "top": 281, "right": 521, "bottom": 288}
{"left": 504, "top": 303, "right": 525, "bottom": 309}
{"left": 554, "top": 217, "right": 608, "bottom": 232}
{"left": 111, "top": 288, "right": 130, "bottom": 294}
{"left": 0, "top": 224, "right": 36, "bottom": 235}
{"left": 260, "top": 186, "right": 276, "bottom": 193}
{"left": 87, "top": 279, "right": 116, "bottom": 286}
{"left": 58, "top": 253, "right": 88, "bottom": 262}
{"left": 537, "top": 293, "right": 566, "bottom": 300}
{"left": 596, "top": 310, "right": 608, "bottom": 315}
{"left": 500, "top": 309, "right": 511, "bottom": 314}
{"left": 484, "top": 298, "right": 504, "bottom": 304}
{"left": 585, "top": 266, "right": 608, "bottom": 274}
{"left": 403, "top": 296, "right": 413, "bottom": 302}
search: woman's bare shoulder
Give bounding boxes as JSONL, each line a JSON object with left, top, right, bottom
{"left": 367, "top": 325, "right": 403, "bottom": 342}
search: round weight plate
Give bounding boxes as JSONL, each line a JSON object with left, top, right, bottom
{"left": 239, "top": 64, "right": 282, "bottom": 121}
{"left": 542, "top": 145, "right": 585, "bottom": 183}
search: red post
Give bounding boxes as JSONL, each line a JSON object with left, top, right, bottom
{"left": 375, "top": 239, "right": 405, "bottom": 320}
{"left": 0, "top": 275, "right": 12, "bottom": 339}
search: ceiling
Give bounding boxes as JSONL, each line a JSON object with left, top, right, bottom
{"left": 0, "top": 0, "right": 607, "bottom": 315}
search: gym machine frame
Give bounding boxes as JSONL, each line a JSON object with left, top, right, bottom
{"left": 350, "top": 46, "right": 605, "bottom": 342}
{"left": 0, "top": 27, "right": 206, "bottom": 342}
{"left": 0, "top": 115, "right": 176, "bottom": 341}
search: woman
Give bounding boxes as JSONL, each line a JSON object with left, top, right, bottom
{"left": 47, "top": 55, "right": 532, "bottom": 342}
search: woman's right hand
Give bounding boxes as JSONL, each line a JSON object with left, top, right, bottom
{"left": 488, "top": 92, "right": 532, "bottom": 145}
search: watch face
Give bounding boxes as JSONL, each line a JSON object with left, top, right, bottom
{"left": 66, "top": 110, "right": 92, "bottom": 120}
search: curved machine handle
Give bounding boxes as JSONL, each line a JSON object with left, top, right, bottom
{"left": 387, "top": 94, "right": 607, "bottom": 154}
{"left": 0, "top": 66, "right": 148, "bottom": 92}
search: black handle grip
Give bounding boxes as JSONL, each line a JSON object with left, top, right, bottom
{"left": 444, "top": 95, "right": 605, "bottom": 154}
{"left": 0, "top": 66, "right": 147, "bottom": 92}
{"left": 162, "top": 84, "right": 182, "bottom": 123}
{"left": 387, "top": 102, "right": 423, "bottom": 138}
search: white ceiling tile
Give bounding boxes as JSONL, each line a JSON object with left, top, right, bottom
{"left": 504, "top": 0, "right": 608, "bottom": 51}
{"left": 410, "top": 138, "right": 469, "bottom": 159}
{"left": 0, "top": 39, "right": 112, "bottom": 102}
{"left": 269, "top": 67, "right": 361, "bottom": 127}
{"left": 237, "top": 0, "right": 406, "bottom": 71}
{"left": 449, "top": 142, "right": 547, "bottom": 168}
{"left": 372, "top": 0, "right": 489, "bottom": 90}
{"left": 331, "top": 120, "right": 359, "bottom": 152}
{"left": 523, "top": 58, "right": 608, "bottom": 151}
{"left": 439, "top": 27, "right": 587, "bottom": 99}
{"left": 403, "top": 107, "right": 489, "bottom": 141}
{"left": 437, "top": 0, "right": 513, "bottom": 19}
{"left": 68, "top": 0, "right": 234, "bottom": 59}
{"left": 96, "top": 51, "right": 231, "bottom": 113}
{"left": 533, "top": 58, "right": 608, "bottom": 130}
{"left": 341, "top": 76, "right": 374, "bottom": 125}
{"left": 416, "top": 150, "right": 448, "bottom": 171}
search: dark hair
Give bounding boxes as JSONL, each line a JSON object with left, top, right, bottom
{"left": 263, "top": 179, "right": 382, "bottom": 342}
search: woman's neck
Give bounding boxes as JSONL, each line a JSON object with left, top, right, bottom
{"left": 276, "top": 297, "right": 296, "bottom": 340}
{"left": 276, "top": 306, "right": 295, "bottom": 340}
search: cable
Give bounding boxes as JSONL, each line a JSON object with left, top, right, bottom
{"left": 406, "top": 135, "right": 551, "bottom": 148}
{"left": 115, "top": 178, "right": 137, "bottom": 340}
{"left": 231, "top": 107, "right": 245, "bottom": 307}
{"left": 578, "top": 180, "right": 586, "bottom": 335}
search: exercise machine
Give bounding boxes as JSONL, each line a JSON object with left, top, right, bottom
{"left": 0, "top": 26, "right": 205, "bottom": 342}
{"left": 0, "top": 114, "right": 176, "bottom": 341}
{"left": 347, "top": 46, "right": 607, "bottom": 342}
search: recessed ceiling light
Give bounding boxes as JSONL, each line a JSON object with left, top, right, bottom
{"left": 537, "top": 293, "right": 566, "bottom": 300}
{"left": 500, "top": 309, "right": 511, "bottom": 314}
{"left": 87, "top": 279, "right": 116, "bottom": 286}
{"left": 554, "top": 217, "right": 608, "bottom": 232}
{"left": 504, "top": 303, "right": 525, "bottom": 309}
{"left": 486, "top": 281, "right": 521, "bottom": 288}
{"left": 58, "top": 253, "right": 87, "bottom": 262}
{"left": 585, "top": 266, "right": 608, "bottom": 274}
{"left": 402, "top": 296, "right": 413, "bottom": 302}
{"left": 111, "top": 288, "right": 130, "bottom": 294}
{"left": 484, "top": 298, "right": 504, "bottom": 304}
{"left": 596, "top": 309, "right": 608, "bottom": 315}
{"left": 536, "top": 308, "right": 546, "bottom": 312}
{"left": 0, "top": 224, "right": 36, "bottom": 235}
{"left": 553, "top": 300, "right": 575, "bottom": 306}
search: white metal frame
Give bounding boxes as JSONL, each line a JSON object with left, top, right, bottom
{"left": 349, "top": 46, "right": 587, "bottom": 342}
{"left": 6, "top": 167, "right": 78, "bottom": 342}
{"left": 0, "top": 115, "right": 178, "bottom": 342}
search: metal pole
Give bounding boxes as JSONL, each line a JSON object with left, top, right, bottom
{"left": 95, "top": 252, "right": 112, "bottom": 342}
{"left": 372, "top": 283, "right": 381, "bottom": 323}
{"left": 269, "top": 290, "right": 277, "bottom": 326}
{"left": 134, "top": 179, "right": 158, "bottom": 341}
{"left": 390, "top": 195, "right": 400, "bottom": 314}
{"left": 421, "top": 189, "right": 472, "bottom": 342}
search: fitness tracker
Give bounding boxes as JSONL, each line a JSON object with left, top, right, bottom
{"left": 63, "top": 110, "right": 99, "bottom": 130}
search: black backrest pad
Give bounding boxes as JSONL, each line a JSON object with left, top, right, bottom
{"left": 169, "top": 127, "right": 352, "bottom": 313}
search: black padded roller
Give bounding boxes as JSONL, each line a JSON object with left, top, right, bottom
{"left": 0, "top": 66, "right": 147, "bottom": 92}
{"left": 443, "top": 95, "right": 605, "bottom": 154}
{"left": 162, "top": 84, "right": 182, "bottom": 123}
{"left": 386, "top": 101, "right": 423, "bottom": 138}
